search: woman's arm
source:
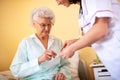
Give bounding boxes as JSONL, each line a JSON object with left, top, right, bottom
{"left": 10, "top": 40, "right": 41, "bottom": 78}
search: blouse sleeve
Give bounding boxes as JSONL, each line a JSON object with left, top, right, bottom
{"left": 10, "top": 39, "right": 43, "bottom": 78}
{"left": 59, "top": 59, "right": 71, "bottom": 80}
{"left": 86, "top": 0, "right": 113, "bottom": 26}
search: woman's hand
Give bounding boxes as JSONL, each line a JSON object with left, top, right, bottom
{"left": 38, "top": 50, "right": 57, "bottom": 64}
{"left": 54, "top": 73, "right": 66, "bottom": 80}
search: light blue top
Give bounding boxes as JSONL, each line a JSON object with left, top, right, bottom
{"left": 10, "top": 34, "right": 71, "bottom": 80}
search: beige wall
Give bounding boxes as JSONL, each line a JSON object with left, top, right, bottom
{"left": 2, "top": 0, "right": 120, "bottom": 80}
{"left": 0, "top": 0, "right": 80, "bottom": 69}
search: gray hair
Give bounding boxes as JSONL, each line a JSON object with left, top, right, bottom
{"left": 31, "top": 7, "right": 55, "bottom": 25}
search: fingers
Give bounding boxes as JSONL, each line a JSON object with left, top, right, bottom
{"left": 38, "top": 50, "right": 57, "bottom": 63}
{"left": 44, "top": 50, "right": 57, "bottom": 60}
{"left": 46, "top": 50, "right": 57, "bottom": 57}
{"left": 61, "top": 39, "right": 77, "bottom": 51}
{"left": 54, "top": 73, "right": 65, "bottom": 80}
{"left": 61, "top": 43, "right": 67, "bottom": 51}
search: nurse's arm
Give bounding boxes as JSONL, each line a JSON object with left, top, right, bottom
{"left": 69, "top": 17, "right": 109, "bottom": 52}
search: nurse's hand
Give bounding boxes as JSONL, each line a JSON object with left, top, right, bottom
{"left": 38, "top": 50, "right": 57, "bottom": 64}
{"left": 54, "top": 73, "right": 66, "bottom": 80}
{"left": 59, "top": 46, "right": 75, "bottom": 58}
{"left": 61, "top": 39, "right": 78, "bottom": 50}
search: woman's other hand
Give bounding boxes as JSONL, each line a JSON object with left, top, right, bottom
{"left": 38, "top": 50, "right": 57, "bottom": 64}
{"left": 54, "top": 73, "right": 66, "bottom": 80}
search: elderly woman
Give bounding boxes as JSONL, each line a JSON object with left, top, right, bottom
{"left": 10, "top": 7, "right": 71, "bottom": 80}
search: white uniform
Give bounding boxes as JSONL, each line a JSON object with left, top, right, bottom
{"left": 79, "top": 0, "right": 120, "bottom": 80}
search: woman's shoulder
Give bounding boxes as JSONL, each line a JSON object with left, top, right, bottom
{"left": 19, "top": 34, "right": 35, "bottom": 43}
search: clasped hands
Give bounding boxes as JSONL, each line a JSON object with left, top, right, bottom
{"left": 59, "top": 39, "right": 77, "bottom": 58}
{"left": 37, "top": 39, "right": 77, "bottom": 80}
{"left": 38, "top": 39, "right": 77, "bottom": 63}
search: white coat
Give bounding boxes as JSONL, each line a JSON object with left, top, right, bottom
{"left": 79, "top": 0, "right": 120, "bottom": 80}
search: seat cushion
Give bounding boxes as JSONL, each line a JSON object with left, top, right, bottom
{"left": 68, "top": 52, "right": 80, "bottom": 80}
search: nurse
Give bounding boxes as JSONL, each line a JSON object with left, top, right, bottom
{"left": 56, "top": 0, "right": 120, "bottom": 80}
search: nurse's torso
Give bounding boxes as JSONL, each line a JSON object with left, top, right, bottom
{"left": 78, "top": 0, "right": 120, "bottom": 80}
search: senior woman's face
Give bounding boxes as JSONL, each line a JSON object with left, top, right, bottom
{"left": 56, "top": 0, "right": 70, "bottom": 7}
{"left": 33, "top": 17, "right": 52, "bottom": 37}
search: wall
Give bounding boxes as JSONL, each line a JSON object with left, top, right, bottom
{"left": 0, "top": 0, "right": 80, "bottom": 71}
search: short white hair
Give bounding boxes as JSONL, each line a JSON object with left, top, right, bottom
{"left": 31, "top": 7, "right": 55, "bottom": 25}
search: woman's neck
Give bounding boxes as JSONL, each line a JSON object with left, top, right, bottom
{"left": 36, "top": 33, "right": 48, "bottom": 40}
{"left": 35, "top": 33, "right": 49, "bottom": 49}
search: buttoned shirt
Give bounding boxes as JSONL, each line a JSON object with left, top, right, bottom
{"left": 10, "top": 34, "right": 71, "bottom": 80}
